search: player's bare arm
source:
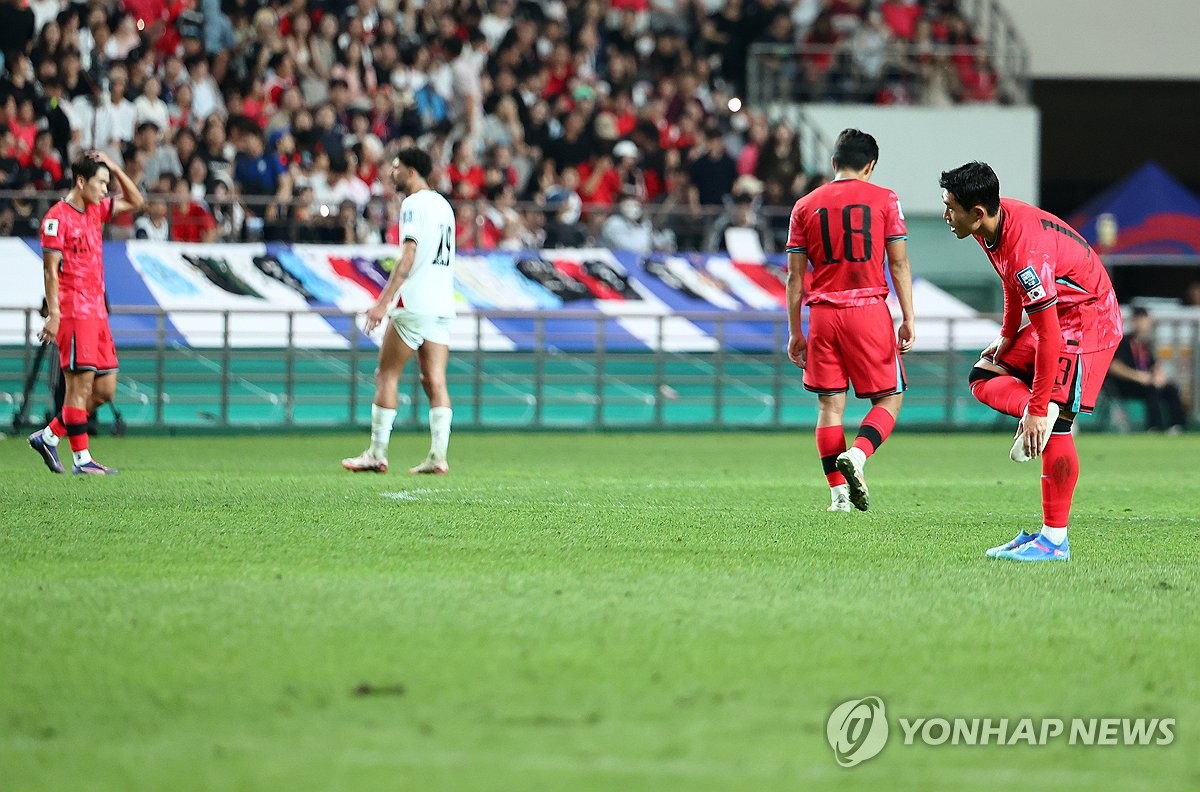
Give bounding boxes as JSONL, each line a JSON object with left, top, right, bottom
{"left": 364, "top": 239, "right": 418, "bottom": 334}
{"left": 785, "top": 250, "right": 808, "bottom": 368}
{"left": 885, "top": 239, "right": 916, "bottom": 353}
{"left": 91, "top": 150, "right": 145, "bottom": 216}
{"left": 39, "top": 249, "right": 63, "bottom": 343}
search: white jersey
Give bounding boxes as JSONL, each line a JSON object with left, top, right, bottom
{"left": 397, "top": 189, "right": 456, "bottom": 317}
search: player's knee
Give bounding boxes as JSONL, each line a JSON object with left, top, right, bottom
{"left": 968, "top": 366, "right": 999, "bottom": 390}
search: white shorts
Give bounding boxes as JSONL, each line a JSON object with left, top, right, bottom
{"left": 387, "top": 308, "right": 452, "bottom": 349}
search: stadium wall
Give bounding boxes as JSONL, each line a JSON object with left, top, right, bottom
{"left": 995, "top": 0, "right": 1200, "bottom": 80}
{"left": 780, "top": 104, "right": 1040, "bottom": 214}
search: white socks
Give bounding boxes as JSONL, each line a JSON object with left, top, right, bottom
{"left": 845, "top": 446, "right": 867, "bottom": 468}
{"left": 73, "top": 449, "right": 92, "bottom": 465}
{"left": 429, "top": 407, "right": 453, "bottom": 458}
{"left": 368, "top": 404, "right": 451, "bottom": 460}
{"left": 41, "top": 426, "right": 60, "bottom": 447}
{"left": 1041, "top": 526, "right": 1068, "bottom": 545}
{"left": 369, "top": 404, "right": 397, "bottom": 459}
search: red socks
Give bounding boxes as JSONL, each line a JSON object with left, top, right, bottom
{"left": 816, "top": 425, "right": 846, "bottom": 487}
{"left": 970, "top": 375, "right": 1030, "bottom": 419}
{"left": 852, "top": 406, "right": 896, "bottom": 460}
{"left": 1041, "top": 433, "right": 1079, "bottom": 529}
{"left": 48, "top": 414, "right": 67, "bottom": 437}
{"left": 63, "top": 406, "right": 89, "bottom": 453}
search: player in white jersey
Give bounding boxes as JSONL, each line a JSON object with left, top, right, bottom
{"left": 343, "top": 148, "right": 457, "bottom": 475}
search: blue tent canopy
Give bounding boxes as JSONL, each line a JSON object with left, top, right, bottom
{"left": 1068, "top": 162, "right": 1200, "bottom": 256}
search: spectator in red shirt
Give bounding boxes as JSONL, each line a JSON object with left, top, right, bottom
{"left": 25, "top": 129, "right": 64, "bottom": 189}
{"left": 167, "top": 173, "right": 218, "bottom": 243}
{"left": 446, "top": 138, "right": 485, "bottom": 199}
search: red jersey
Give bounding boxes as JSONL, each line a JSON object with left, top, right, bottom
{"left": 786, "top": 178, "right": 907, "bottom": 307}
{"left": 40, "top": 197, "right": 114, "bottom": 321}
{"left": 978, "top": 198, "right": 1122, "bottom": 353}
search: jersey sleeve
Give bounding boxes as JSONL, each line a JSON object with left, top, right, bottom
{"left": 784, "top": 199, "right": 807, "bottom": 254}
{"left": 399, "top": 197, "right": 419, "bottom": 245}
{"left": 40, "top": 209, "right": 63, "bottom": 251}
{"left": 99, "top": 196, "right": 115, "bottom": 223}
{"left": 1012, "top": 256, "right": 1058, "bottom": 315}
{"left": 884, "top": 190, "right": 907, "bottom": 241}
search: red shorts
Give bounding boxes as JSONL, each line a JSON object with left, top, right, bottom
{"left": 57, "top": 316, "right": 119, "bottom": 374}
{"left": 984, "top": 323, "right": 1117, "bottom": 413}
{"left": 803, "top": 302, "right": 906, "bottom": 399}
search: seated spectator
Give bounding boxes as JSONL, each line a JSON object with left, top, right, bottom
{"left": 133, "top": 121, "right": 183, "bottom": 189}
{"left": 135, "top": 196, "right": 172, "bottom": 241}
{"left": 1107, "top": 308, "right": 1188, "bottom": 433}
{"left": 167, "top": 174, "right": 219, "bottom": 243}
{"left": 24, "top": 129, "right": 64, "bottom": 189}
{"left": 755, "top": 121, "right": 806, "bottom": 196}
{"left": 233, "top": 130, "right": 287, "bottom": 197}
{"left": 9, "top": 184, "right": 44, "bottom": 236}
{"left": 704, "top": 185, "right": 775, "bottom": 255}
{"left": 599, "top": 197, "right": 674, "bottom": 254}
{"left": 208, "top": 173, "right": 245, "bottom": 241}
{"left": 689, "top": 126, "right": 737, "bottom": 206}
{"left": 543, "top": 182, "right": 588, "bottom": 248}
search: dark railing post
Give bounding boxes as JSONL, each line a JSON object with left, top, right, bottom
{"left": 220, "top": 310, "right": 231, "bottom": 426}
{"left": 284, "top": 311, "right": 295, "bottom": 425}
{"left": 155, "top": 310, "right": 166, "bottom": 426}
{"left": 534, "top": 315, "right": 545, "bottom": 427}
{"left": 594, "top": 314, "right": 605, "bottom": 427}
{"left": 945, "top": 317, "right": 957, "bottom": 427}
{"left": 347, "top": 315, "right": 360, "bottom": 425}
{"left": 714, "top": 316, "right": 727, "bottom": 426}
{"left": 773, "top": 316, "right": 785, "bottom": 427}
{"left": 654, "top": 315, "right": 665, "bottom": 428}
{"left": 473, "top": 313, "right": 484, "bottom": 427}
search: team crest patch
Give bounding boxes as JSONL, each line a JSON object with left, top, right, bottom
{"left": 1016, "top": 266, "right": 1046, "bottom": 301}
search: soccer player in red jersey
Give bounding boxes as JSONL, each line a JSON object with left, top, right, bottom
{"left": 28, "top": 151, "right": 144, "bottom": 475}
{"left": 940, "top": 161, "right": 1123, "bottom": 561}
{"left": 785, "top": 129, "right": 916, "bottom": 513}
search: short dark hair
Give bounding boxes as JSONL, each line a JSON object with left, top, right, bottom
{"left": 71, "top": 154, "right": 106, "bottom": 185}
{"left": 397, "top": 147, "right": 433, "bottom": 179}
{"left": 1131, "top": 306, "right": 1150, "bottom": 320}
{"left": 939, "top": 161, "right": 1001, "bottom": 217}
{"left": 831, "top": 128, "right": 879, "bottom": 172}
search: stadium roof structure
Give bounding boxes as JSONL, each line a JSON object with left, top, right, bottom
{"left": 1069, "top": 162, "right": 1200, "bottom": 256}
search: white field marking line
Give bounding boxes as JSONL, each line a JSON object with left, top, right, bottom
{"left": 380, "top": 489, "right": 435, "bottom": 501}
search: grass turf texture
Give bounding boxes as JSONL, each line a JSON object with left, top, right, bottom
{"left": 1, "top": 431, "right": 1197, "bottom": 791}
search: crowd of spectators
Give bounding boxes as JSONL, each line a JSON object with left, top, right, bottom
{"left": 0, "top": 0, "right": 999, "bottom": 251}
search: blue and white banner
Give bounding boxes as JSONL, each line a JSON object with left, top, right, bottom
{"left": 1, "top": 239, "right": 999, "bottom": 352}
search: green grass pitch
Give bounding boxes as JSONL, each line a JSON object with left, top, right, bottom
{"left": 1, "top": 431, "right": 1198, "bottom": 791}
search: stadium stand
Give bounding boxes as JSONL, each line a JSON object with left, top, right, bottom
{"left": 0, "top": 0, "right": 1005, "bottom": 247}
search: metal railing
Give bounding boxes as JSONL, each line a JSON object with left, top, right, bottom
{"left": 4, "top": 307, "right": 1197, "bottom": 433}
{"left": 747, "top": 40, "right": 1028, "bottom": 109}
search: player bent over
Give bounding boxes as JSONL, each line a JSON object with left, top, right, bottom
{"left": 29, "top": 151, "right": 143, "bottom": 475}
{"left": 342, "top": 148, "right": 456, "bottom": 475}
{"left": 940, "top": 162, "right": 1122, "bottom": 561}
{"left": 785, "top": 129, "right": 917, "bottom": 512}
